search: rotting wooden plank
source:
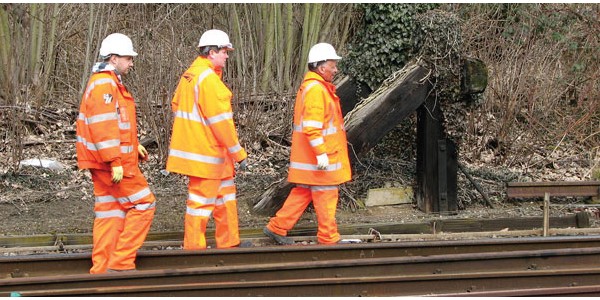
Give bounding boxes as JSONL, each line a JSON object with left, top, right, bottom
{"left": 434, "top": 214, "right": 586, "bottom": 233}
{"left": 506, "top": 181, "right": 600, "bottom": 198}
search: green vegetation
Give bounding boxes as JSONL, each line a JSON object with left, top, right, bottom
{"left": 341, "top": 3, "right": 438, "bottom": 91}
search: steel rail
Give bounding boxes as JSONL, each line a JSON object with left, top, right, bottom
{"left": 3, "top": 246, "right": 600, "bottom": 296}
{"left": 4, "top": 235, "right": 600, "bottom": 279}
{"left": 0, "top": 213, "right": 591, "bottom": 250}
{"left": 434, "top": 285, "right": 600, "bottom": 297}
{"left": 7, "top": 267, "right": 600, "bottom": 296}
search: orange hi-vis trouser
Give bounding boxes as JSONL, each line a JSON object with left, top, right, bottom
{"left": 184, "top": 176, "right": 240, "bottom": 250}
{"left": 89, "top": 168, "right": 155, "bottom": 274}
{"left": 267, "top": 184, "right": 341, "bottom": 244}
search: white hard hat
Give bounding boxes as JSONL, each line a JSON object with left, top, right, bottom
{"left": 307, "top": 43, "right": 341, "bottom": 64}
{"left": 99, "top": 33, "right": 138, "bottom": 57}
{"left": 198, "top": 29, "right": 234, "bottom": 50}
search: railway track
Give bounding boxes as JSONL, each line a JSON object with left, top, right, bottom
{"left": 3, "top": 235, "right": 600, "bottom": 278}
{"left": 3, "top": 235, "right": 600, "bottom": 296}
{"left": 3, "top": 246, "right": 600, "bottom": 296}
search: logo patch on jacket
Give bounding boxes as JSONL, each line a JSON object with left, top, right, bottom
{"left": 103, "top": 94, "right": 113, "bottom": 104}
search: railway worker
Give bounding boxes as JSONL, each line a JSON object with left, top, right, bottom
{"left": 263, "top": 43, "right": 352, "bottom": 245}
{"left": 76, "top": 33, "right": 156, "bottom": 274}
{"left": 166, "top": 29, "right": 249, "bottom": 250}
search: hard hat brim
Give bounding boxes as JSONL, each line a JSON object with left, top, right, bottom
{"left": 197, "top": 44, "right": 234, "bottom": 51}
{"left": 99, "top": 51, "right": 138, "bottom": 58}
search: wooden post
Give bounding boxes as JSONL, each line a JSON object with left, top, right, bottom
{"left": 416, "top": 96, "right": 458, "bottom": 214}
{"left": 543, "top": 192, "right": 550, "bottom": 237}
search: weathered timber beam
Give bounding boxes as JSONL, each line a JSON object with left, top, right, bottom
{"left": 344, "top": 61, "right": 433, "bottom": 161}
{"left": 253, "top": 60, "right": 434, "bottom": 214}
{"left": 506, "top": 181, "right": 600, "bottom": 198}
{"left": 334, "top": 75, "right": 372, "bottom": 116}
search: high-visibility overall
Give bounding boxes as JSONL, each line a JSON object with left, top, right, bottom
{"left": 76, "top": 64, "right": 156, "bottom": 274}
{"left": 267, "top": 71, "right": 351, "bottom": 244}
{"left": 166, "top": 56, "right": 247, "bottom": 249}
{"left": 184, "top": 176, "right": 240, "bottom": 249}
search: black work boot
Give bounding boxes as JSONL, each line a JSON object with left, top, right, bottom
{"left": 263, "top": 227, "right": 294, "bottom": 245}
{"left": 107, "top": 268, "right": 137, "bottom": 273}
{"left": 238, "top": 240, "right": 254, "bottom": 248}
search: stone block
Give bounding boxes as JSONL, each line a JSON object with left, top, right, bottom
{"left": 366, "top": 187, "right": 413, "bottom": 207}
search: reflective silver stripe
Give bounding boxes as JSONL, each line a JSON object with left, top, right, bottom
{"left": 302, "top": 81, "right": 319, "bottom": 102}
{"left": 85, "top": 78, "right": 117, "bottom": 99}
{"left": 221, "top": 193, "right": 236, "bottom": 203}
{"left": 188, "top": 192, "right": 216, "bottom": 205}
{"left": 129, "top": 187, "right": 152, "bottom": 202}
{"left": 78, "top": 112, "right": 122, "bottom": 128}
{"left": 220, "top": 179, "right": 234, "bottom": 188}
{"left": 297, "top": 184, "right": 309, "bottom": 188}
{"left": 192, "top": 68, "right": 214, "bottom": 122}
{"left": 186, "top": 207, "right": 212, "bottom": 217}
{"left": 95, "top": 139, "right": 120, "bottom": 150}
{"left": 175, "top": 110, "right": 207, "bottom": 125}
{"left": 173, "top": 69, "right": 213, "bottom": 124}
{"left": 116, "top": 196, "right": 129, "bottom": 205}
{"left": 207, "top": 112, "right": 233, "bottom": 125}
{"left": 120, "top": 145, "right": 134, "bottom": 154}
{"left": 95, "top": 210, "right": 126, "bottom": 219}
{"left": 78, "top": 136, "right": 119, "bottom": 152}
{"left": 119, "top": 122, "right": 131, "bottom": 130}
{"left": 196, "top": 69, "right": 213, "bottom": 90}
{"left": 77, "top": 135, "right": 98, "bottom": 151}
{"left": 78, "top": 135, "right": 127, "bottom": 153}
{"left": 311, "top": 185, "right": 338, "bottom": 192}
{"left": 294, "top": 124, "right": 338, "bottom": 136}
{"left": 228, "top": 144, "right": 242, "bottom": 154}
{"left": 120, "top": 146, "right": 131, "bottom": 153}
{"left": 134, "top": 202, "right": 156, "bottom": 211}
{"left": 289, "top": 161, "right": 342, "bottom": 171}
{"left": 309, "top": 137, "right": 324, "bottom": 147}
{"left": 86, "top": 112, "right": 118, "bottom": 124}
{"left": 169, "top": 149, "right": 224, "bottom": 164}
{"left": 323, "top": 126, "right": 337, "bottom": 136}
{"left": 292, "top": 82, "right": 321, "bottom": 133}
{"left": 95, "top": 195, "right": 117, "bottom": 203}
{"left": 303, "top": 120, "right": 323, "bottom": 129}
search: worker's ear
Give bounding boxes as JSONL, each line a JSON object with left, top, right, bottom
{"left": 108, "top": 54, "right": 118, "bottom": 65}
{"left": 317, "top": 63, "right": 326, "bottom": 74}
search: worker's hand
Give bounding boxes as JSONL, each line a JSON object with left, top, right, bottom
{"left": 111, "top": 166, "right": 124, "bottom": 183}
{"left": 316, "top": 153, "right": 329, "bottom": 170}
{"left": 238, "top": 159, "right": 248, "bottom": 171}
{"left": 138, "top": 144, "right": 148, "bottom": 161}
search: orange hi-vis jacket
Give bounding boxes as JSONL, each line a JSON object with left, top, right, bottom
{"left": 287, "top": 71, "right": 352, "bottom": 186}
{"left": 76, "top": 69, "right": 140, "bottom": 176}
{"left": 167, "top": 56, "right": 247, "bottom": 179}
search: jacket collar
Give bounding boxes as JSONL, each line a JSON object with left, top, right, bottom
{"left": 304, "top": 71, "right": 336, "bottom": 93}
{"left": 191, "top": 56, "right": 223, "bottom": 78}
{"left": 92, "top": 62, "right": 122, "bottom": 83}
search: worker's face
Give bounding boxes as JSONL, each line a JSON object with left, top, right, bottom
{"left": 111, "top": 55, "right": 134, "bottom": 75}
{"left": 209, "top": 48, "right": 230, "bottom": 69}
{"left": 317, "top": 60, "right": 338, "bottom": 82}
